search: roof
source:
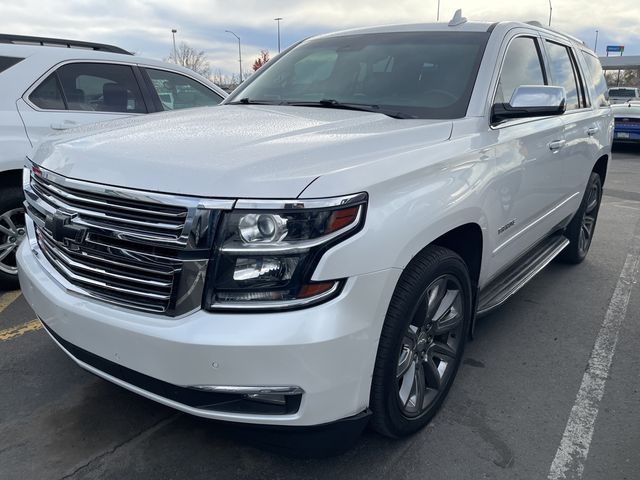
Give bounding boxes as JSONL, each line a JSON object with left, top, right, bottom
{"left": 305, "top": 19, "right": 590, "bottom": 51}
{"left": 319, "top": 21, "right": 495, "bottom": 38}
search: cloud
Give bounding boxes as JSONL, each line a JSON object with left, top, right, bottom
{"left": 3, "top": 0, "right": 639, "bottom": 77}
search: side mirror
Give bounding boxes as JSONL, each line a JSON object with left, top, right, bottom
{"left": 492, "top": 86, "right": 566, "bottom": 124}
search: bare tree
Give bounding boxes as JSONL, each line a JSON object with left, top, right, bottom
{"left": 605, "top": 70, "right": 639, "bottom": 88}
{"left": 167, "top": 42, "right": 211, "bottom": 77}
{"left": 252, "top": 50, "right": 271, "bottom": 71}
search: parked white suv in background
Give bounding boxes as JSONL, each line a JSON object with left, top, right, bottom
{"left": 18, "top": 17, "right": 613, "bottom": 445}
{"left": 0, "top": 34, "right": 227, "bottom": 287}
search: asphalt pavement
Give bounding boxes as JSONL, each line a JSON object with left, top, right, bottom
{"left": 1, "top": 145, "right": 639, "bottom": 480}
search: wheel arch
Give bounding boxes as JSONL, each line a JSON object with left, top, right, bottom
{"left": 399, "top": 221, "right": 485, "bottom": 339}
{"left": 0, "top": 169, "right": 23, "bottom": 189}
{"left": 429, "top": 223, "right": 483, "bottom": 289}
{"left": 592, "top": 154, "right": 608, "bottom": 186}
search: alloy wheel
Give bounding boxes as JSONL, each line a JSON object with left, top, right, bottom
{"left": 578, "top": 180, "right": 600, "bottom": 256}
{"left": 0, "top": 207, "right": 26, "bottom": 275}
{"left": 396, "top": 274, "right": 465, "bottom": 417}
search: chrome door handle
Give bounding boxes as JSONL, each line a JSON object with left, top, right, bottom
{"left": 548, "top": 139, "right": 566, "bottom": 151}
{"left": 587, "top": 126, "right": 600, "bottom": 136}
{"left": 50, "top": 121, "right": 78, "bottom": 130}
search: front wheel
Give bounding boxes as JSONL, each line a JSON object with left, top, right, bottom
{"left": 0, "top": 187, "right": 26, "bottom": 290}
{"left": 559, "top": 171, "right": 602, "bottom": 264}
{"left": 370, "top": 246, "right": 472, "bottom": 438}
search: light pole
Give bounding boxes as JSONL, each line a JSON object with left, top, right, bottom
{"left": 548, "top": 0, "right": 552, "bottom": 26}
{"left": 274, "top": 17, "right": 283, "bottom": 53}
{"left": 594, "top": 30, "right": 599, "bottom": 53}
{"left": 171, "top": 29, "right": 177, "bottom": 64}
{"left": 225, "top": 30, "right": 242, "bottom": 84}
{"left": 437, "top": 0, "right": 440, "bottom": 21}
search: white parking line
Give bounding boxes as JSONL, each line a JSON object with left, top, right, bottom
{"left": 548, "top": 226, "right": 640, "bottom": 479}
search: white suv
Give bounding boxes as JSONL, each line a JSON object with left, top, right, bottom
{"left": 18, "top": 19, "right": 612, "bottom": 442}
{"left": 0, "top": 34, "right": 227, "bottom": 287}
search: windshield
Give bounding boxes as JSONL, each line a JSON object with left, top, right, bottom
{"left": 228, "top": 31, "right": 489, "bottom": 119}
{"left": 609, "top": 88, "right": 638, "bottom": 97}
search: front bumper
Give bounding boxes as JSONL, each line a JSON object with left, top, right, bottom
{"left": 18, "top": 242, "right": 400, "bottom": 426}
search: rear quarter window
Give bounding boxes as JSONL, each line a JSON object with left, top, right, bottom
{"left": 609, "top": 88, "right": 638, "bottom": 97}
{"left": 0, "top": 56, "right": 24, "bottom": 74}
{"left": 581, "top": 52, "right": 609, "bottom": 107}
{"left": 29, "top": 73, "right": 66, "bottom": 110}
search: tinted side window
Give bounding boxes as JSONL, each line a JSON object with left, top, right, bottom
{"left": 545, "top": 41, "right": 581, "bottom": 110}
{"left": 495, "top": 37, "right": 546, "bottom": 105}
{"left": 581, "top": 52, "right": 609, "bottom": 107}
{"left": 29, "top": 74, "right": 66, "bottom": 110}
{"left": 145, "top": 69, "right": 222, "bottom": 111}
{"left": 0, "top": 56, "right": 24, "bottom": 74}
{"left": 56, "top": 63, "right": 147, "bottom": 113}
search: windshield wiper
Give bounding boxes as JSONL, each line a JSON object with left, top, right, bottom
{"left": 228, "top": 97, "right": 282, "bottom": 105}
{"left": 285, "top": 99, "right": 415, "bottom": 119}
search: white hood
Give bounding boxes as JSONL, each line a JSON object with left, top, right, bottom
{"left": 31, "top": 105, "right": 453, "bottom": 198}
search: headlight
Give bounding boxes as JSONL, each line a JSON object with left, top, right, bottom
{"left": 204, "top": 193, "right": 367, "bottom": 311}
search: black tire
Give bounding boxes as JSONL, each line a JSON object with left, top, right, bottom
{"left": 559, "top": 171, "right": 602, "bottom": 264}
{"left": 370, "top": 246, "right": 472, "bottom": 438}
{"left": 0, "top": 186, "right": 26, "bottom": 290}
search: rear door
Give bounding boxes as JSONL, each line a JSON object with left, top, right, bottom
{"left": 540, "top": 38, "right": 606, "bottom": 209}
{"left": 18, "top": 62, "right": 148, "bottom": 145}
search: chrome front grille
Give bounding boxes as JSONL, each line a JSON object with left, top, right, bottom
{"left": 24, "top": 164, "right": 234, "bottom": 316}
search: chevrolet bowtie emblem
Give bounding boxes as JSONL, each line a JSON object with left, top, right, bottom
{"left": 45, "top": 211, "right": 87, "bottom": 247}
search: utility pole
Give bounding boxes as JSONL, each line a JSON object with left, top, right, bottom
{"left": 594, "top": 30, "right": 599, "bottom": 53}
{"left": 274, "top": 17, "right": 283, "bottom": 53}
{"left": 171, "top": 29, "right": 177, "bottom": 64}
{"left": 548, "top": 0, "right": 552, "bottom": 26}
{"left": 225, "top": 30, "right": 242, "bottom": 84}
{"left": 437, "top": 0, "right": 440, "bottom": 21}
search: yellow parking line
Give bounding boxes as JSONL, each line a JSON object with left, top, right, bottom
{"left": 0, "top": 319, "right": 42, "bottom": 342}
{"left": 0, "top": 290, "right": 21, "bottom": 314}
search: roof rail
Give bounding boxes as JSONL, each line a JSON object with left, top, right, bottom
{"left": 0, "top": 34, "right": 132, "bottom": 55}
{"left": 524, "top": 21, "right": 586, "bottom": 46}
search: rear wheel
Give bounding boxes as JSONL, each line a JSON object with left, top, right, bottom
{"left": 559, "top": 171, "right": 602, "bottom": 264}
{"left": 370, "top": 246, "right": 472, "bottom": 438}
{"left": 0, "top": 187, "right": 26, "bottom": 290}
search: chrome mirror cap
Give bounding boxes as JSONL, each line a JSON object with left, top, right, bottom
{"left": 509, "top": 85, "right": 566, "bottom": 109}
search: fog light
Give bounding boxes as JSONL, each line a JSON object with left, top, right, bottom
{"left": 247, "top": 393, "right": 286, "bottom": 406}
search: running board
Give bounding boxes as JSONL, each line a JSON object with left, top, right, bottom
{"left": 477, "top": 235, "right": 569, "bottom": 316}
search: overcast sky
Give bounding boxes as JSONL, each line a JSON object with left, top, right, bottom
{"left": 3, "top": 0, "right": 640, "bottom": 77}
